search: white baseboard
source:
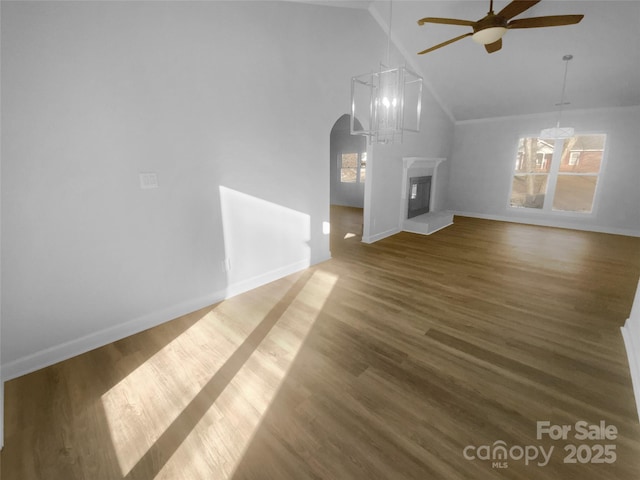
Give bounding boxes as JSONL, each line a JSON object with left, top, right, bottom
{"left": 2, "top": 259, "right": 312, "bottom": 382}
{"left": 2, "top": 290, "right": 226, "bottom": 382}
{"left": 621, "top": 320, "right": 640, "bottom": 423}
{"left": 224, "top": 258, "right": 311, "bottom": 299}
{"left": 452, "top": 211, "right": 640, "bottom": 237}
{"left": 362, "top": 227, "right": 401, "bottom": 244}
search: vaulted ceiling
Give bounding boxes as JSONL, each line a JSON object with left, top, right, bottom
{"left": 303, "top": 1, "right": 640, "bottom": 122}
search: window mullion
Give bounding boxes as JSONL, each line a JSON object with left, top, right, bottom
{"left": 544, "top": 140, "right": 563, "bottom": 211}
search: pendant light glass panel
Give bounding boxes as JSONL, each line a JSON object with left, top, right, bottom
{"left": 351, "top": 64, "right": 422, "bottom": 144}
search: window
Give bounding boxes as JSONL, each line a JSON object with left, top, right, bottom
{"left": 340, "top": 152, "right": 366, "bottom": 183}
{"left": 509, "top": 134, "right": 605, "bottom": 214}
{"left": 568, "top": 151, "right": 580, "bottom": 166}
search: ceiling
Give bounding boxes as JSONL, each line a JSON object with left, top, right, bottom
{"left": 305, "top": 1, "right": 640, "bottom": 122}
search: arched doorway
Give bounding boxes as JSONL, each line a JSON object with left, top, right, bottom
{"left": 329, "top": 114, "right": 366, "bottom": 253}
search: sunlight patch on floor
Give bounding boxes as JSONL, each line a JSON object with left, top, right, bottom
{"left": 101, "top": 269, "right": 338, "bottom": 479}
{"left": 100, "top": 309, "right": 243, "bottom": 476}
{"left": 158, "top": 269, "right": 338, "bottom": 479}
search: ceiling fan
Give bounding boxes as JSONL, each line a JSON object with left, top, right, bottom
{"left": 417, "top": 0, "right": 584, "bottom": 54}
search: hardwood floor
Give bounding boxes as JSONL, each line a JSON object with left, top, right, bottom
{"left": 3, "top": 214, "right": 640, "bottom": 479}
{"left": 330, "top": 205, "right": 363, "bottom": 253}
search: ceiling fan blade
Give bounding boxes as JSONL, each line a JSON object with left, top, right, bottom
{"left": 497, "top": 0, "right": 541, "bottom": 20}
{"left": 485, "top": 38, "right": 502, "bottom": 54}
{"left": 418, "top": 32, "right": 473, "bottom": 55}
{"left": 418, "top": 17, "right": 475, "bottom": 27}
{"left": 508, "top": 15, "right": 584, "bottom": 29}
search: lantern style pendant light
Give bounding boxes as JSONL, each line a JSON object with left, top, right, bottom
{"left": 351, "top": 1, "right": 423, "bottom": 144}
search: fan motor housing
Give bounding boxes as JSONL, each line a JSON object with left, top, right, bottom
{"left": 474, "top": 13, "right": 508, "bottom": 33}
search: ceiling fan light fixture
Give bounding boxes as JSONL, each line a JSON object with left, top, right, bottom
{"left": 417, "top": 0, "right": 584, "bottom": 55}
{"left": 472, "top": 26, "right": 507, "bottom": 45}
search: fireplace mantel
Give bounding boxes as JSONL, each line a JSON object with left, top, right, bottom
{"left": 402, "top": 157, "right": 445, "bottom": 170}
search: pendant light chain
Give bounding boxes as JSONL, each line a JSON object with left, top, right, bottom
{"left": 386, "top": 0, "right": 392, "bottom": 65}
{"left": 556, "top": 54, "right": 573, "bottom": 128}
{"left": 540, "top": 54, "right": 575, "bottom": 139}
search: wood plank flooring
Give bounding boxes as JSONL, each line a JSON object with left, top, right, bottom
{"left": 3, "top": 211, "right": 640, "bottom": 479}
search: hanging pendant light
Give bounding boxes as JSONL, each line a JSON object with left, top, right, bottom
{"left": 351, "top": 0, "right": 423, "bottom": 144}
{"left": 540, "top": 54, "right": 575, "bottom": 139}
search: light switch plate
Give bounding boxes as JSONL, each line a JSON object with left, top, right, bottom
{"left": 139, "top": 172, "right": 159, "bottom": 189}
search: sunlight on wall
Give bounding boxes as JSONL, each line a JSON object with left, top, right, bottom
{"left": 219, "top": 186, "right": 311, "bottom": 285}
{"left": 101, "top": 268, "right": 338, "bottom": 479}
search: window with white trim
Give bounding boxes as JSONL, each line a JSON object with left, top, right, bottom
{"left": 340, "top": 152, "right": 366, "bottom": 183}
{"left": 509, "top": 134, "right": 606, "bottom": 214}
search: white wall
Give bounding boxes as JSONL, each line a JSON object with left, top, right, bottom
{"left": 622, "top": 278, "right": 640, "bottom": 421}
{"left": 448, "top": 106, "right": 640, "bottom": 236}
{"left": 0, "top": 1, "right": 400, "bottom": 379}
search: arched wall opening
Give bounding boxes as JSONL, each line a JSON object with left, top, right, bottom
{"left": 329, "top": 114, "right": 367, "bottom": 252}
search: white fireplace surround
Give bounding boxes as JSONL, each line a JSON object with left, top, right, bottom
{"left": 401, "top": 157, "right": 444, "bottom": 210}
{"left": 400, "top": 157, "right": 453, "bottom": 235}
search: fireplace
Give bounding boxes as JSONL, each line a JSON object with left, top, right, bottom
{"left": 407, "top": 175, "right": 432, "bottom": 219}
{"left": 399, "top": 157, "right": 452, "bottom": 236}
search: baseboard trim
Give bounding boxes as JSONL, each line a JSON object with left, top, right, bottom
{"left": 362, "top": 227, "right": 401, "bottom": 244}
{"left": 2, "top": 290, "right": 226, "bottom": 382}
{"left": 224, "top": 259, "right": 311, "bottom": 299}
{"left": 452, "top": 211, "right": 640, "bottom": 237}
{"left": 2, "top": 259, "right": 311, "bottom": 382}
{"left": 621, "top": 321, "right": 640, "bottom": 422}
